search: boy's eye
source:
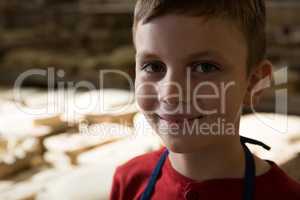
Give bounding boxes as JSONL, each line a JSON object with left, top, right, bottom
{"left": 141, "top": 61, "right": 166, "bottom": 73}
{"left": 192, "top": 62, "right": 220, "bottom": 73}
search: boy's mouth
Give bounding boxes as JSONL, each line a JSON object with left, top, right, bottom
{"left": 156, "top": 113, "right": 204, "bottom": 124}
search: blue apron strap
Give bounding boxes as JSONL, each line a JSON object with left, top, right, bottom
{"left": 140, "top": 149, "right": 169, "bottom": 200}
{"left": 242, "top": 141, "right": 256, "bottom": 200}
{"left": 240, "top": 136, "right": 271, "bottom": 200}
{"left": 240, "top": 136, "right": 271, "bottom": 150}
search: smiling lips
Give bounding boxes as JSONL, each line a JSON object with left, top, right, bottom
{"left": 157, "top": 114, "right": 204, "bottom": 123}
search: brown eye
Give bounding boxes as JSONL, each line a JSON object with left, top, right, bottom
{"left": 141, "top": 61, "right": 166, "bottom": 73}
{"left": 192, "top": 62, "right": 220, "bottom": 73}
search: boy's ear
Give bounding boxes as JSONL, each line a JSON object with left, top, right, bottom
{"left": 243, "top": 59, "right": 273, "bottom": 107}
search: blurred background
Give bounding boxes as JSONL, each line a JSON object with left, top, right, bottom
{"left": 0, "top": 0, "right": 300, "bottom": 199}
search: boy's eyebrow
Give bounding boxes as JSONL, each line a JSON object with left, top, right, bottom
{"left": 135, "top": 51, "right": 161, "bottom": 60}
{"left": 136, "top": 50, "right": 228, "bottom": 63}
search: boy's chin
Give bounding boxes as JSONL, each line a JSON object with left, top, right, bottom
{"left": 158, "top": 133, "right": 210, "bottom": 153}
{"left": 164, "top": 142, "right": 200, "bottom": 154}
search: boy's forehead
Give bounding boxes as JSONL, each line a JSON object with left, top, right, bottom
{"left": 134, "top": 14, "right": 247, "bottom": 65}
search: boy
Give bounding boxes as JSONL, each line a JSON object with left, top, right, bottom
{"left": 110, "top": 0, "right": 300, "bottom": 199}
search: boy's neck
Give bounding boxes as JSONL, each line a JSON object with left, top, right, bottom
{"left": 168, "top": 136, "right": 271, "bottom": 182}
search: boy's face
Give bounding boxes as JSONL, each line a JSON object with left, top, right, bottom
{"left": 134, "top": 15, "right": 250, "bottom": 153}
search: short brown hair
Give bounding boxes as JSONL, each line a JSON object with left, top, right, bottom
{"left": 132, "top": 0, "right": 266, "bottom": 72}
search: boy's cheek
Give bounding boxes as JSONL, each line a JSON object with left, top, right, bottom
{"left": 136, "top": 96, "right": 158, "bottom": 113}
{"left": 189, "top": 86, "right": 243, "bottom": 116}
{"left": 135, "top": 82, "right": 159, "bottom": 113}
{"left": 219, "top": 84, "right": 246, "bottom": 120}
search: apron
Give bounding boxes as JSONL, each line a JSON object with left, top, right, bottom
{"left": 140, "top": 136, "right": 271, "bottom": 200}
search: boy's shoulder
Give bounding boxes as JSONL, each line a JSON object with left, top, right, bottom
{"left": 110, "top": 147, "right": 166, "bottom": 200}
{"left": 115, "top": 147, "right": 165, "bottom": 176}
{"left": 255, "top": 160, "right": 300, "bottom": 198}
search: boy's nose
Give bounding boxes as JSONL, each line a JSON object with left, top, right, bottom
{"left": 158, "top": 72, "right": 189, "bottom": 106}
{"left": 159, "top": 92, "right": 181, "bottom": 105}
{"left": 158, "top": 84, "right": 190, "bottom": 114}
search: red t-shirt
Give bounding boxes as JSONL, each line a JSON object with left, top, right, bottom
{"left": 110, "top": 147, "right": 300, "bottom": 200}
